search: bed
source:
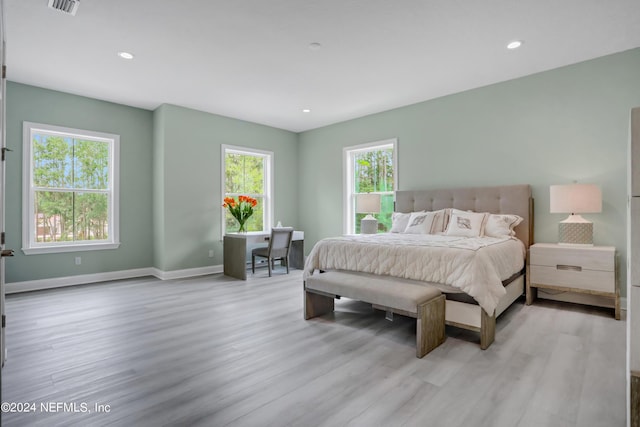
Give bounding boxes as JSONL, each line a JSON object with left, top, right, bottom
{"left": 304, "top": 184, "right": 533, "bottom": 349}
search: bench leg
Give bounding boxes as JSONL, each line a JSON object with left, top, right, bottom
{"left": 304, "top": 289, "right": 334, "bottom": 320}
{"left": 631, "top": 372, "right": 640, "bottom": 427}
{"left": 416, "top": 295, "right": 446, "bottom": 358}
{"left": 480, "top": 309, "right": 496, "bottom": 350}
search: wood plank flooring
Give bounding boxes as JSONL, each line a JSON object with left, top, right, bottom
{"left": 0, "top": 270, "right": 627, "bottom": 426}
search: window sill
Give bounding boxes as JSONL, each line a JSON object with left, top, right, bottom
{"left": 22, "top": 242, "right": 121, "bottom": 255}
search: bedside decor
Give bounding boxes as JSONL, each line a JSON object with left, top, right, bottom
{"left": 223, "top": 195, "right": 258, "bottom": 233}
{"left": 550, "top": 183, "right": 602, "bottom": 245}
{"left": 527, "top": 243, "right": 619, "bottom": 319}
{"left": 356, "top": 193, "right": 381, "bottom": 234}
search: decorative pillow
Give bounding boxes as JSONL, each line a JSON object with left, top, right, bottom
{"left": 431, "top": 209, "right": 449, "bottom": 233}
{"left": 390, "top": 212, "right": 412, "bottom": 233}
{"left": 404, "top": 211, "right": 441, "bottom": 234}
{"left": 484, "top": 214, "right": 523, "bottom": 237}
{"left": 445, "top": 209, "right": 488, "bottom": 237}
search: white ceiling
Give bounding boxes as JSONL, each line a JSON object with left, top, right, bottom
{"left": 5, "top": 0, "right": 640, "bottom": 132}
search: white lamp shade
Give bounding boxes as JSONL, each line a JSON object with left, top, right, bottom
{"left": 356, "top": 193, "right": 381, "bottom": 214}
{"left": 550, "top": 184, "right": 602, "bottom": 214}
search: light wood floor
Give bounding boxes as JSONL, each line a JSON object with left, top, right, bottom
{"left": 1, "top": 270, "right": 627, "bottom": 427}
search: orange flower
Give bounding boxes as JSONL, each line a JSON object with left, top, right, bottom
{"left": 223, "top": 195, "right": 259, "bottom": 232}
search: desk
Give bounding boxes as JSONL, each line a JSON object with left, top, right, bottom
{"left": 223, "top": 231, "right": 304, "bottom": 280}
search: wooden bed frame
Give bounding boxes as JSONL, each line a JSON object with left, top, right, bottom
{"left": 393, "top": 184, "right": 533, "bottom": 349}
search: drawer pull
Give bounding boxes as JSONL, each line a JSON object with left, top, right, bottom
{"left": 556, "top": 264, "right": 582, "bottom": 272}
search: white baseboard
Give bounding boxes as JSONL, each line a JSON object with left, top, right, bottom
{"left": 6, "top": 268, "right": 630, "bottom": 312}
{"left": 151, "top": 265, "right": 224, "bottom": 281}
{"left": 6, "top": 264, "right": 225, "bottom": 294}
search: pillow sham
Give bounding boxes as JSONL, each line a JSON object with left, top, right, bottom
{"left": 390, "top": 212, "right": 412, "bottom": 233}
{"left": 484, "top": 214, "right": 523, "bottom": 237}
{"left": 431, "top": 208, "right": 449, "bottom": 233}
{"left": 404, "top": 211, "right": 441, "bottom": 234}
{"left": 445, "top": 209, "right": 488, "bottom": 237}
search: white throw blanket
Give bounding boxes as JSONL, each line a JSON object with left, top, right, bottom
{"left": 304, "top": 233, "right": 525, "bottom": 314}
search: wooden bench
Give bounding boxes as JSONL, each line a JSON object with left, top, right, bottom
{"left": 304, "top": 271, "right": 446, "bottom": 358}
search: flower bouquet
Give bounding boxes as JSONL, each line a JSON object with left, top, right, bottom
{"left": 223, "top": 195, "right": 258, "bottom": 233}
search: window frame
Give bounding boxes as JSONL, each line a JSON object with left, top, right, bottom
{"left": 343, "top": 138, "right": 398, "bottom": 234}
{"left": 22, "top": 121, "right": 120, "bottom": 255}
{"left": 221, "top": 144, "right": 274, "bottom": 236}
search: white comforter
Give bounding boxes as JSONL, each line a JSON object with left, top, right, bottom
{"left": 304, "top": 233, "right": 525, "bottom": 314}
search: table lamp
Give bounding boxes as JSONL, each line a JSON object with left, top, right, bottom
{"left": 550, "top": 184, "right": 602, "bottom": 245}
{"left": 356, "top": 193, "right": 381, "bottom": 234}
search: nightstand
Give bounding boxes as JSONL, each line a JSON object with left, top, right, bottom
{"left": 526, "top": 243, "right": 619, "bottom": 319}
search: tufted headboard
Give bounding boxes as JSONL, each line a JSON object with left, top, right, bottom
{"left": 395, "top": 184, "right": 533, "bottom": 248}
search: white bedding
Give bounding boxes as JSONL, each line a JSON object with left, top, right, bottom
{"left": 303, "top": 233, "right": 525, "bottom": 314}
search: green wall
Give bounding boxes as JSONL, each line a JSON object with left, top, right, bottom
{"left": 7, "top": 48, "right": 639, "bottom": 295}
{"left": 152, "top": 104, "right": 299, "bottom": 271}
{"left": 5, "top": 82, "right": 154, "bottom": 282}
{"left": 152, "top": 106, "right": 167, "bottom": 272}
{"left": 5, "top": 85, "right": 299, "bottom": 283}
{"left": 298, "top": 48, "right": 640, "bottom": 294}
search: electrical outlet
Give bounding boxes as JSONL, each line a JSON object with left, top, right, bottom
{"left": 75, "top": 256, "right": 81, "bottom": 265}
{"left": 208, "top": 249, "right": 214, "bottom": 258}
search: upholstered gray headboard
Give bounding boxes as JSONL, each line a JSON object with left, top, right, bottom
{"left": 395, "top": 184, "right": 533, "bottom": 248}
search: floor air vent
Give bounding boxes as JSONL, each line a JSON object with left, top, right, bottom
{"left": 48, "top": 0, "right": 80, "bottom": 16}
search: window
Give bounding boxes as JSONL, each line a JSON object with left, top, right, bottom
{"left": 344, "top": 139, "right": 397, "bottom": 234}
{"left": 22, "top": 122, "right": 120, "bottom": 254}
{"left": 222, "top": 145, "right": 273, "bottom": 234}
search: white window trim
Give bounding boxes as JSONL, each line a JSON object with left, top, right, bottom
{"left": 221, "top": 144, "right": 274, "bottom": 237}
{"left": 343, "top": 138, "right": 398, "bottom": 234}
{"left": 22, "top": 122, "right": 120, "bottom": 255}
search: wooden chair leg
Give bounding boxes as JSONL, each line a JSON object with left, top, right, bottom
{"left": 268, "top": 257, "right": 272, "bottom": 277}
{"left": 285, "top": 256, "right": 289, "bottom": 274}
{"left": 252, "top": 254, "right": 255, "bottom": 274}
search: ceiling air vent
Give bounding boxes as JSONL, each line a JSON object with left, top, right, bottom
{"left": 48, "top": 0, "right": 80, "bottom": 16}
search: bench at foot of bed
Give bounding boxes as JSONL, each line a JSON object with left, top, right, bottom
{"left": 304, "top": 271, "right": 446, "bottom": 358}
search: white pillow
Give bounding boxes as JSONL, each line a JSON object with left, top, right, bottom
{"left": 445, "top": 209, "right": 488, "bottom": 237}
{"left": 404, "top": 211, "right": 441, "bottom": 234}
{"left": 390, "top": 212, "right": 412, "bottom": 233}
{"left": 485, "top": 214, "right": 523, "bottom": 237}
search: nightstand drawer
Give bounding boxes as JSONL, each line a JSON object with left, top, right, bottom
{"left": 529, "top": 265, "right": 615, "bottom": 294}
{"left": 530, "top": 245, "right": 614, "bottom": 272}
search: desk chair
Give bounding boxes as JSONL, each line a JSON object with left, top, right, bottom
{"left": 251, "top": 227, "right": 294, "bottom": 277}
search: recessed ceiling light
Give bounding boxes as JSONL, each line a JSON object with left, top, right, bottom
{"left": 507, "top": 40, "right": 523, "bottom": 50}
{"left": 117, "top": 51, "right": 134, "bottom": 60}
{"left": 302, "top": 109, "right": 311, "bottom": 113}
{"left": 308, "top": 42, "right": 322, "bottom": 51}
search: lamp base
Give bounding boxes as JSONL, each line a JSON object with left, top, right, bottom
{"left": 558, "top": 215, "right": 593, "bottom": 246}
{"left": 360, "top": 215, "right": 378, "bottom": 234}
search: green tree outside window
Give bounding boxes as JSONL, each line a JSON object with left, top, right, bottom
{"left": 224, "top": 150, "right": 269, "bottom": 233}
{"left": 346, "top": 141, "right": 396, "bottom": 234}
{"left": 33, "top": 134, "right": 110, "bottom": 243}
